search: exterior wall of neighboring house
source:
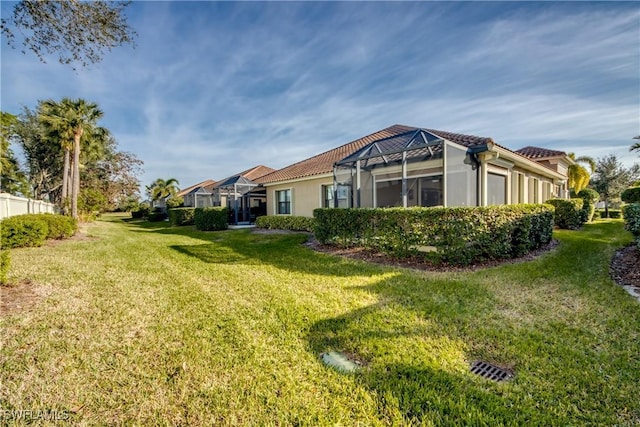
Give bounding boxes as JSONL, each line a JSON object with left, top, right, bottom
{"left": 263, "top": 147, "right": 566, "bottom": 218}
{"left": 265, "top": 175, "right": 333, "bottom": 218}
{"left": 258, "top": 126, "right": 570, "bottom": 218}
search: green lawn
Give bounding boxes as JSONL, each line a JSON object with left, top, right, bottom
{"left": 1, "top": 215, "right": 639, "bottom": 425}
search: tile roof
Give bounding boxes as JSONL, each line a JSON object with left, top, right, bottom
{"left": 256, "top": 124, "right": 494, "bottom": 184}
{"left": 214, "top": 165, "right": 276, "bottom": 188}
{"left": 178, "top": 179, "right": 217, "bottom": 197}
{"left": 515, "top": 146, "right": 567, "bottom": 160}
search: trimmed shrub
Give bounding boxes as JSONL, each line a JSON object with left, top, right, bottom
{"left": 313, "top": 204, "right": 554, "bottom": 266}
{"left": 545, "top": 198, "right": 584, "bottom": 229}
{"left": 131, "top": 204, "right": 150, "bottom": 219}
{"left": 0, "top": 250, "right": 9, "bottom": 285}
{"left": 255, "top": 215, "right": 315, "bottom": 232}
{"left": 623, "top": 203, "right": 640, "bottom": 248}
{"left": 1, "top": 215, "right": 48, "bottom": 249}
{"left": 168, "top": 208, "right": 196, "bottom": 226}
{"left": 147, "top": 207, "right": 167, "bottom": 222}
{"left": 621, "top": 187, "right": 640, "bottom": 204}
{"left": 194, "top": 207, "right": 228, "bottom": 231}
{"left": 577, "top": 188, "right": 599, "bottom": 223}
{"left": 21, "top": 214, "right": 77, "bottom": 239}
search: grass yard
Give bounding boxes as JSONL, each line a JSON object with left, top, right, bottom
{"left": 1, "top": 214, "right": 639, "bottom": 425}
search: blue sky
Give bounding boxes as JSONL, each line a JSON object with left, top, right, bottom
{"left": 2, "top": 1, "right": 639, "bottom": 191}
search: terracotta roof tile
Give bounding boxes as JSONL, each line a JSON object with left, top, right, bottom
{"left": 256, "top": 124, "right": 494, "bottom": 184}
{"left": 214, "top": 165, "right": 276, "bottom": 188}
{"left": 516, "top": 146, "right": 567, "bottom": 159}
{"left": 178, "top": 179, "right": 217, "bottom": 197}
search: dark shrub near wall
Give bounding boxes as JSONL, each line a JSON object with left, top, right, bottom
{"left": 168, "top": 208, "right": 196, "bottom": 226}
{"left": 194, "top": 207, "right": 228, "bottom": 231}
{"left": 1, "top": 214, "right": 78, "bottom": 249}
{"left": 313, "top": 205, "right": 554, "bottom": 266}
{"left": 545, "top": 198, "right": 584, "bottom": 229}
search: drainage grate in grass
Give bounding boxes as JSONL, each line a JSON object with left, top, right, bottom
{"left": 470, "top": 361, "right": 513, "bottom": 382}
{"left": 320, "top": 352, "right": 359, "bottom": 373}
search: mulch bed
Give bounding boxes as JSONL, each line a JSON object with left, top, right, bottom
{"left": 303, "top": 237, "right": 559, "bottom": 273}
{"left": 610, "top": 245, "right": 640, "bottom": 291}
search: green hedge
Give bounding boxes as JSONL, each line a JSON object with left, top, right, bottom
{"left": 597, "top": 209, "right": 622, "bottom": 219}
{"left": 1, "top": 215, "right": 48, "bottom": 249}
{"left": 168, "top": 208, "right": 196, "bottom": 226}
{"left": 621, "top": 187, "right": 640, "bottom": 204}
{"left": 545, "top": 198, "right": 584, "bottom": 229}
{"left": 313, "top": 205, "right": 554, "bottom": 266}
{"left": 576, "top": 188, "right": 599, "bottom": 223}
{"left": 0, "top": 250, "right": 9, "bottom": 285}
{"left": 20, "top": 214, "right": 77, "bottom": 239}
{"left": 194, "top": 207, "right": 228, "bottom": 231}
{"left": 131, "top": 206, "right": 150, "bottom": 219}
{"left": 255, "top": 215, "right": 315, "bottom": 232}
{"left": 623, "top": 204, "right": 640, "bottom": 249}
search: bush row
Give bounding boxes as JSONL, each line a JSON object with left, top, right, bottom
{"left": 313, "top": 205, "right": 554, "bottom": 266}
{"left": 545, "top": 198, "right": 584, "bottom": 229}
{"left": 255, "top": 215, "right": 315, "bottom": 232}
{"left": 194, "top": 207, "right": 228, "bottom": 231}
{"left": 596, "top": 209, "right": 623, "bottom": 219}
{"left": 1, "top": 213, "right": 78, "bottom": 249}
{"left": 623, "top": 204, "right": 640, "bottom": 249}
{"left": 168, "top": 208, "right": 196, "bottom": 226}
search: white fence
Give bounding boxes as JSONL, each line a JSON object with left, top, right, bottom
{"left": 0, "top": 193, "right": 57, "bottom": 219}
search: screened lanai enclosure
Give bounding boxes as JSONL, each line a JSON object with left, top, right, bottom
{"left": 213, "top": 176, "right": 267, "bottom": 224}
{"left": 331, "top": 129, "right": 487, "bottom": 209}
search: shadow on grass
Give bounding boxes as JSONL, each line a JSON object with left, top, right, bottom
{"left": 120, "top": 217, "right": 632, "bottom": 424}
{"left": 124, "top": 220, "right": 380, "bottom": 277}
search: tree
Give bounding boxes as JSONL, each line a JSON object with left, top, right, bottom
{"left": 632, "top": 136, "right": 640, "bottom": 154}
{"left": 590, "top": 155, "right": 640, "bottom": 218}
{"left": 1, "top": 0, "right": 136, "bottom": 68}
{"left": 39, "top": 98, "right": 108, "bottom": 219}
{"left": 82, "top": 137, "right": 143, "bottom": 211}
{"left": 14, "top": 107, "right": 64, "bottom": 202}
{"left": 567, "top": 152, "right": 596, "bottom": 194}
{"left": 147, "top": 178, "right": 180, "bottom": 208}
{"left": 0, "top": 112, "right": 29, "bottom": 195}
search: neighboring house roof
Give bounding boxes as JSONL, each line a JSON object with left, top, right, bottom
{"left": 515, "top": 146, "right": 567, "bottom": 160}
{"left": 256, "top": 124, "right": 494, "bottom": 184}
{"left": 178, "top": 179, "right": 217, "bottom": 197}
{"left": 214, "top": 165, "right": 276, "bottom": 188}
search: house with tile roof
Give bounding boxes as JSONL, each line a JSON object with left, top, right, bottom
{"left": 178, "top": 179, "right": 217, "bottom": 208}
{"left": 212, "top": 165, "right": 276, "bottom": 224}
{"left": 255, "top": 124, "right": 573, "bottom": 217}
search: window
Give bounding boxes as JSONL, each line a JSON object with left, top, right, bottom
{"left": 323, "top": 185, "right": 351, "bottom": 208}
{"left": 276, "top": 189, "right": 291, "bottom": 214}
{"left": 487, "top": 173, "right": 506, "bottom": 205}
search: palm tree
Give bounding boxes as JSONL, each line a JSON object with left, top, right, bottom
{"left": 39, "top": 98, "right": 106, "bottom": 219}
{"left": 567, "top": 152, "right": 596, "bottom": 194}
{"left": 632, "top": 136, "right": 640, "bottom": 154}
{"left": 147, "top": 178, "right": 180, "bottom": 209}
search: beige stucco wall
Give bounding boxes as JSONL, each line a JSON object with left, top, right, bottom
{"left": 265, "top": 175, "right": 333, "bottom": 218}
{"left": 263, "top": 154, "right": 568, "bottom": 216}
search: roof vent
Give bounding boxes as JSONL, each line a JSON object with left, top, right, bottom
{"left": 470, "top": 361, "right": 513, "bottom": 382}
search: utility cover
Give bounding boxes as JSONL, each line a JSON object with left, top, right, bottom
{"left": 470, "top": 361, "right": 513, "bottom": 382}
{"left": 320, "top": 352, "right": 359, "bottom": 373}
